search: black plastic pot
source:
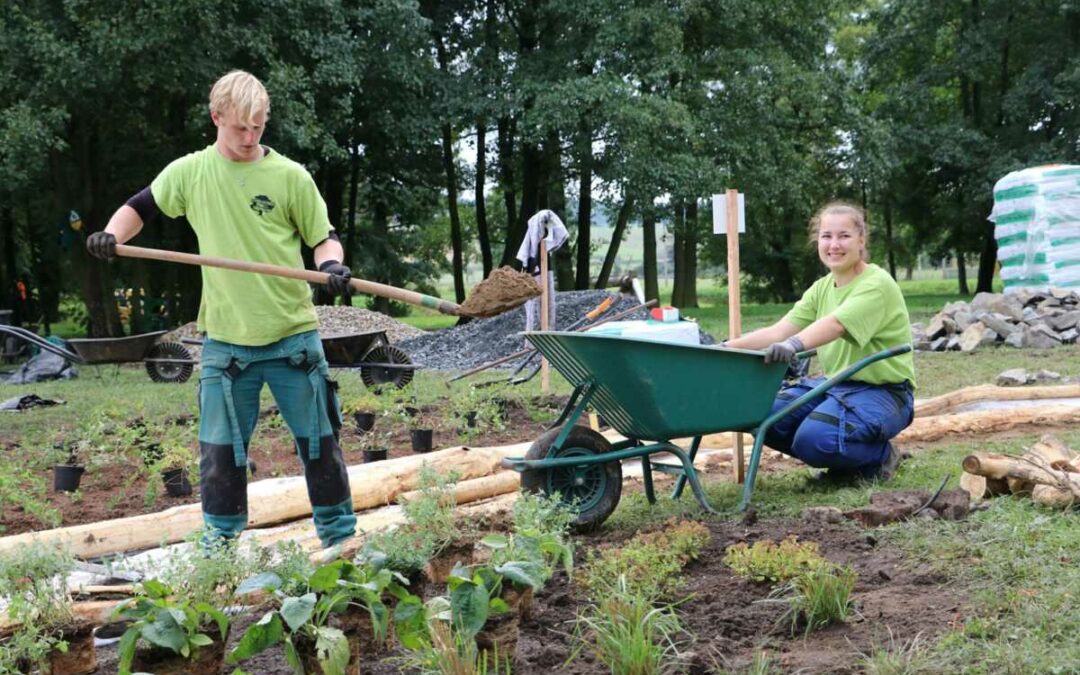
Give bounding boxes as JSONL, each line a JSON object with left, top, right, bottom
{"left": 410, "top": 429, "right": 434, "bottom": 453}
{"left": 363, "top": 448, "right": 388, "bottom": 463}
{"left": 403, "top": 406, "right": 421, "bottom": 418}
{"left": 53, "top": 464, "right": 85, "bottom": 493}
{"left": 465, "top": 411, "right": 478, "bottom": 428}
{"left": 141, "top": 443, "right": 164, "bottom": 468}
{"left": 161, "top": 467, "right": 193, "bottom": 497}
{"left": 353, "top": 411, "right": 376, "bottom": 432}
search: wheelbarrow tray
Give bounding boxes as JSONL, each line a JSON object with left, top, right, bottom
{"left": 526, "top": 332, "right": 788, "bottom": 440}
{"left": 67, "top": 330, "right": 169, "bottom": 364}
{"left": 320, "top": 330, "right": 390, "bottom": 367}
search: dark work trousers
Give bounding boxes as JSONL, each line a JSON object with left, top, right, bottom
{"left": 763, "top": 377, "right": 914, "bottom": 475}
{"left": 198, "top": 330, "right": 356, "bottom": 547}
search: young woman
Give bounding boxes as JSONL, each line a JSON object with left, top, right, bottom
{"left": 724, "top": 203, "right": 915, "bottom": 480}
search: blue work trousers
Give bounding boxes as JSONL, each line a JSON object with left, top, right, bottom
{"left": 763, "top": 377, "right": 914, "bottom": 474}
{"left": 198, "top": 331, "right": 356, "bottom": 547}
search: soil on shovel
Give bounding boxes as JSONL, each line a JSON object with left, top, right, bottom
{"left": 457, "top": 266, "right": 541, "bottom": 318}
{"left": 88, "top": 516, "right": 964, "bottom": 674}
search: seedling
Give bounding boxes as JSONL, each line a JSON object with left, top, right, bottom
{"left": 769, "top": 563, "right": 858, "bottom": 636}
{"left": 724, "top": 535, "right": 827, "bottom": 584}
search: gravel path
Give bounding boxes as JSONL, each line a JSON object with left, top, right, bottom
{"left": 400, "top": 289, "right": 716, "bottom": 371}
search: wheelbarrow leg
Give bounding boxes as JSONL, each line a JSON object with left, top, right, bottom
{"left": 738, "top": 431, "right": 769, "bottom": 512}
{"left": 641, "top": 454, "right": 656, "bottom": 504}
{"left": 670, "top": 435, "right": 702, "bottom": 501}
{"left": 664, "top": 444, "right": 718, "bottom": 514}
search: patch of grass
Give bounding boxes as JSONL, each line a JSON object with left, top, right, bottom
{"left": 569, "top": 577, "right": 688, "bottom": 675}
{"left": 856, "top": 629, "right": 935, "bottom": 675}
{"left": 770, "top": 562, "right": 857, "bottom": 636}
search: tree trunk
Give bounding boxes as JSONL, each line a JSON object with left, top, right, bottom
{"left": 957, "top": 250, "right": 969, "bottom": 295}
{"left": 575, "top": 131, "right": 593, "bottom": 290}
{"left": 512, "top": 141, "right": 541, "bottom": 269}
{"left": 595, "top": 195, "right": 634, "bottom": 288}
{"left": 976, "top": 220, "right": 997, "bottom": 293}
{"left": 544, "top": 130, "right": 573, "bottom": 290}
{"left": 370, "top": 197, "right": 390, "bottom": 315}
{"left": 498, "top": 117, "right": 519, "bottom": 267}
{"left": 684, "top": 199, "right": 699, "bottom": 307}
{"left": 642, "top": 208, "right": 659, "bottom": 302}
{"left": 441, "top": 121, "right": 466, "bottom": 303}
{"left": 884, "top": 199, "right": 896, "bottom": 278}
{"left": 475, "top": 117, "right": 492, "bottom": 278}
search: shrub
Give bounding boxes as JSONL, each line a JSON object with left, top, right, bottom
{"left": 724, "top": 535, "right": 827, "bottom": 584}
{"left": 578, "top": 519, "right": 709, "bottom": 603}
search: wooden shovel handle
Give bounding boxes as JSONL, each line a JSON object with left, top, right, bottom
{"left": 115, "top": 244, "right": 462, "bottom": 315}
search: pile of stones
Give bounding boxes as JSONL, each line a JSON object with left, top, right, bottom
{"left": 913, "top": 290, "right": 1080, "bottom": 352}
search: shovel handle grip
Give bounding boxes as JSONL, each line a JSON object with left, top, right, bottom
{"left": 115, "top": 244, "right": 462, "bottom": 315}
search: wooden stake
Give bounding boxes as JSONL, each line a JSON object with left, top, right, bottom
{"left": 726, "top": 189, "right": 744, "bottom": 483}
{"left": 540, "top": 239, "right": 550, "bottom": 394}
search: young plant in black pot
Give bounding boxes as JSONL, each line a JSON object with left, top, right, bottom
{"left": 341, "top": 390, "right": 380, "bottom": 433}
{"left": 152, "top": 426, "right": 196, "bottom": 497}
{"left": 359, "top": 428, "right": 392, "bottom": 463}
{"left": 52, "top": 443, "right": 85, "bottom": 494}
{"left": 408, "top": 410, "right": 435, "bottom": 453}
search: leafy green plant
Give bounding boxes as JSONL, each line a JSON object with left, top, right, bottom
{"left": 481, "top": 531, "right": 572, "bottom": 587}
{"left": 444, "top": 560, "right": 543, "bottom": 641}
{"left": 578, "top": 520, "right": 709, "bottom": 603}
{"left": 113, "top": 578, "right": 230, "bottom": 675}
{"left": 724, "top": 535, "right": 828, "bottom": 584}
{"left": 568, "top": 576, "right": 687, "bottom": 675}
{"left": 230, "top": 558, "right": 413, "bottom": 675}
{"left": 511, "top": 489, "right": 577, "bottom": 540}
{"left": 0, "top": 543, "right": 76, "bottom": 669}
{"left": 769, "top": 563, "right": 858, "bottom": 636}
{"left": 366, "top": 466, "right": 464, "bottom": 574}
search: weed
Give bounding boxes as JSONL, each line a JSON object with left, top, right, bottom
{"left": 511, "top": 489, "right": 576, "bottom": 540}
{"left": 723, "top": 536, "right": 827, "bottom": 584}
{"left": 396, "top": 619, "right": 512, "bottom": 675}
{"left": 569, "top": 576, "right": 688, "bottom": 675}
{"left": 578, "top": 519, "right": 709, "bottom": 603}
{"left": 769, "top": 563, "right": 857, "bottom": 636}
{"left": 855, "top": 629, "right": 934, "bottom": 675}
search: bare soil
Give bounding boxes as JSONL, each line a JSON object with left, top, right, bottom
{"left": 89, "top": 516, "right": 962, "bottom": 674}
{"left": 0, "top": 398, "right": 565, "bottom": 536}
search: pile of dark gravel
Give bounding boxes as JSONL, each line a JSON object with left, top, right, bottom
{"left": 400, "top": 290, "right": 716, "bottom": 371}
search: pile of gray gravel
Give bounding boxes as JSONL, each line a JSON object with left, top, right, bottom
{"left": 315, "top": 305, "right": 425, "bottom": 343}
{"left": 400, "top": 290, "right": 716, "bottom": 371}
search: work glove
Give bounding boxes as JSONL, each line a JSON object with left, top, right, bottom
{"left": 764, "top": 335, "right": 805, "bottom": 364}
{"left": 318, "top": 260, "right": 353, "bottom": 297}
{"left": 86, "top": 232, "right": 117, "bottom": 260}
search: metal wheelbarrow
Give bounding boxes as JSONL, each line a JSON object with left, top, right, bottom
{"left": 501, "top": 332, "right": 911, "bottom": 529}
{"left": 0, "top": 325, "right": 195, "bottom": 383}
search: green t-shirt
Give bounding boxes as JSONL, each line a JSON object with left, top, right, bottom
{"left": 151, "top": 145, "right": 331, "bottom": 346}
{"left": 784, "top": 264, "right": 916, "bottom": 387}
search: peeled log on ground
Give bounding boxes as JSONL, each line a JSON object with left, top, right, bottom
{"left": 913, "top": 384, "right": 1080, "bottom": 417}
{"left": 896, "top": 405, "right": 1080, "bottom": 443}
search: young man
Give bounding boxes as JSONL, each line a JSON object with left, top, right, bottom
{"left": 87, "top": 70, "right": 356, "bottom": 551}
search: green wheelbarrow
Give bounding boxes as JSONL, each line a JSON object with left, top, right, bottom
{"left": 500, "top": 332, "right": 912, "bottom": 529}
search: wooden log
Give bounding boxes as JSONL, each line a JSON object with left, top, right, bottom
{"left": 1033, "top": 484, "right": 1076, "bottom": 509}
{"left": 961, "top": 452, "right": 1080, "bottom": 498}
{"left": 958, "top": 472, "right": 1010, "bottom": 500}
{"left": 896, "top": 405, "right": 1080, "bottom": 443}
{"left": 914, "top": 384, "right": 1080, "bottom": 417}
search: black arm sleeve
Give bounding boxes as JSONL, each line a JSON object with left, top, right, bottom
{"left": 312, "top": 229, "right": 341, "bottom": 249}
{"left": 125, "top": 186, "right": 161, "bottom": 223}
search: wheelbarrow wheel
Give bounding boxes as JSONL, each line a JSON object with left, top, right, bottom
{"left": 144, "top": 342, "right": 193, "bottom": 384}
{"left": 521, "top": 425, "right": 621, "bottom": 531}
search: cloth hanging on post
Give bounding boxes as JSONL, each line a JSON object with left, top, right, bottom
{"left": 516, "top": 210, "right": 568, "bottom": 332}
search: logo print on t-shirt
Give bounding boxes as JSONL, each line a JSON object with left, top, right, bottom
{"left": 249, "top": 195, "right": 275, "bottom": 216}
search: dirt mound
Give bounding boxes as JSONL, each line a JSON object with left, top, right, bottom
{"left": 458, "top": 266, "right": 542, "bottom": 318}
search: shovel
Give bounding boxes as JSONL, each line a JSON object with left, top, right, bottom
{"left": 115, "top": 245, "right": 537, "bottom": 318}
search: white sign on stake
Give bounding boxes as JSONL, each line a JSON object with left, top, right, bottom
{"left": 712, "top": 193, "right": 745, "bottom": 234}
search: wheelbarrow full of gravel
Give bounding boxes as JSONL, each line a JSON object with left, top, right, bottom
{"left": 501, "top": 332, "right": 911, "bottom": 529}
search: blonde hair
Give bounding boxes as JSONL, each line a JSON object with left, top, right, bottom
{"left": 208, "top": 70, "right": 269, "bottom": 124}
{"left": 809, "top": 202, "right": 869, "bottom": 261}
